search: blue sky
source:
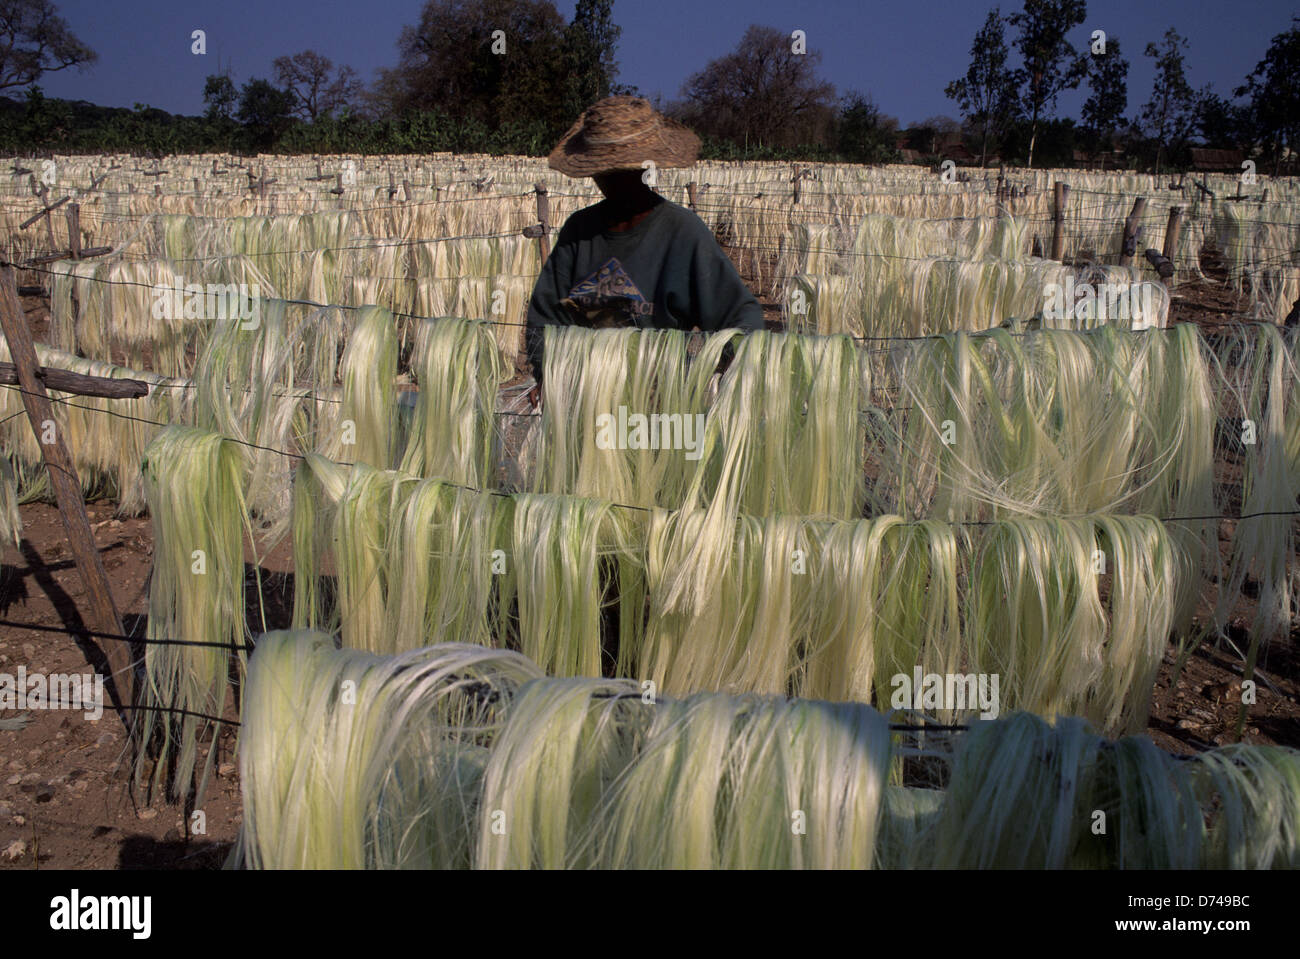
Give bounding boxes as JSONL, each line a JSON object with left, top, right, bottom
{"left": 30, "top": 0, "right": 1299, "bottom": 126}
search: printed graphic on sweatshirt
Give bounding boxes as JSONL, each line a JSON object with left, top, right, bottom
{"left": 561, "top": 257, "right": 653, "bottom": 328}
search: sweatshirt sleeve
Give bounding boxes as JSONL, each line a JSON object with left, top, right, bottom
{"left": 684, "top": 217, "right": 764, "bottom": 333}
{"left": 525, "top": 223, "right": 576, "bottom": 385}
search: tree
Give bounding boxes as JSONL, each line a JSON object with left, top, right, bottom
{"left": 906, "top": 115, "right": 962, "bottom": 157}
{"left": 237, "top": 78, "right": 295, "bottom": 149}
{"left": 273, "top": 50, "right": 361, "bottom": 121}
{"left": 1196, "top": 88, "right": 1248, "bottom": 151}
{"left": 1139, "top": 28, "right": 1197, "bottom": 175}
{"left": 203, "top": 73, "right": 238, "bottom": 121}
{"left": 373, "top": 0, "right": 570, "bottom": 135}
{"left": 562, "top": 0, "right": 622, "bottom": 116}
{"left": 1007, "top": 0, "right": 1088, "bottom": 168}
{"left": 1080, "top": 34, "right": 1128, "bottom": 155}
{"left": 945, "top": 9, "right": 1018, "bottom": 166}
{"left": 836, "top": 91, "right": 899, "bottom": 164}
{"left": 1236, "top": 19, "right": 1300, "bottom": 175}
{"left": 0, "top": 0, "right": 95, "bottom": 92}
{"left": 678, "top": 25, "right": 837, "bottom": 150}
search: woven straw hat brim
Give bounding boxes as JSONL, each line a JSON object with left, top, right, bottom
{"left": 548, "top": 110, "right": 700, "bottom": 178}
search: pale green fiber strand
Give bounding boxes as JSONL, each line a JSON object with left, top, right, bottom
{"left": 641, "top": 508, "right": 815, "bottom": 697}
{"left": 386, "top": 477, "right": 514, "bottom": 651}
{"left": 138, "top": 425, "right": 254, "bottom": 801}
{"left": 236, "top": 633, "right": 1300, "bottom": 869}
{"left": 314, "top": 304, "right": 397, "bottom": 468}
{"left": 0, "top": 455, "right": 21, "bottom": 549}
{"left": 931, "top": 713, "right": 1103, "bottom": 868}
{"left": 535, "top": 325, "right": 700, "bottom": 508}
{"left": 1191, "top": 745, "right": 1300, "bottom": 868}
{"left": 475, "top": 677, "right": 647, "bottom": 869}
{"left": 574, "top": 689, "right": 892, "bottom": 868}
{"left": 804, "top": 517, "right": 962, "bottom": 709}
{"left": 1216, "top": 323, "right": 1300, "bottom": 654}
{"left": 398, "top": 316, "right": 502, "bottom": 487}
{"left": 237, "top": 630, "right": 543, "bottom": 869}
{"left": 511, "top": 492, "right": 646, "bottom": 679}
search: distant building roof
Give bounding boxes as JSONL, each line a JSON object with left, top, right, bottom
{"left": 946, "top": 142, "right": 977, "bottom": 163}
{"left": 1071, "top": 147, "right": 1125, "bottom": 169}
{"left": 1190, "top": 147, "right": 1245, "bottom": 171}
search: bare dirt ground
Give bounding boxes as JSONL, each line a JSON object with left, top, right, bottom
{"left": 2, "top": 248, "right": 1298, "bottom": 870}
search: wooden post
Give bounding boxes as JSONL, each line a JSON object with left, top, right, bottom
{"left": 534, "top": 182, "right": 551, "bottom": 262}
{"left": 1144, "top": 248, "right": 1174, "bottom": 280}
{"left": 996, "top": 165, "right": 1005, "bottom": 203}
{"left": 0, "top": 363, "right": 148, "bottom": 397}
{"left": 1162, "top": 207, "right": 1184, "bottom": 272}
{"left": 402, "top": 179, "right": 413, "bottom": 203}
{"left": 388, "top": 171, "right": 397, "bottom": 200}
{"left": 0, "top": 268, "right": 133, "bottom": 725}
{"left": 193, "top": 177, "right": 201, "bottom": 194}
{"left": 1118, "top": 197, "right": 1146, "bottom": 267}
{"left": 687, "top": 181, "right": 697, "bottom": 211}
{"left": 1050, "top": 181, "right": 1069, "bottom": 261}
{"left": 31, "top": 180, "right": 58, "bottom": 252}
{"left": 792, "top": 170, "right": 801, "bottom": 205}
{"left": 65, "top": 204, "right": 81, "bottom": 260}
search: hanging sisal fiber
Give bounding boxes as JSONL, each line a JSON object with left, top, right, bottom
{"left": 236, "top": 638, "right": 1300, "bottom": 870}
{"left": 137, "top": 425, "right": 256, "bottom": 801}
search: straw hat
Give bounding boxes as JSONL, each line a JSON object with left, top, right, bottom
{"left": 548, "top": 96, "right": 700, "bottom": 177}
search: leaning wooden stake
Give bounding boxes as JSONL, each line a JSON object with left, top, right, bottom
{"left": 65, "top": 204, "right": 81, "bottom": 260}
{"left": 1162, "top": 207, "right": 1185, "bottom": 275}
{"left": 1144, "top": 248, "right": 1174, "bottom": 280}
{"left": 0, "top": 267, "right": 134, "bottom": 727}
{"left": 1118, "top": 197, "right": 1146, "bottom": 267}
{"left": 535, "top": 182, "right": 551, "bottom": 262}
{"left": 1050, "top": 181, "right": 1069, "bottom": 261}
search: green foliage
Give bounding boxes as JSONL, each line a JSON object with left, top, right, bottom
{"left": 836, "top": 92, "right": 901, "bottom": 164}
{"left": 1195, "top": 90, "right": 1250, "bottom": 152}
{"left": 237, "top": 78, "right": 295, "bottom": 151}
{"left": 1139, "top": 28, "right": 1197, "bottom": 174}
{"left": 945, "top": 9, "right": 1019, "bottom": 165}
{"left": 0, "top": 0, "right": 96, "bottom": 92}
{"left": 677, "top": 24, "right": 837, "bottom": 150}
{"left": 1007, "top": 0, "right": 1088, "bottom": 168}
{"left": 1080, "top": 35, "right": 1128, "bottom": 153}
{"left": 371, "top": 0, "right": 574, "bottom": 144}
{"left": 203, "top": 74, "right": 237, "bottom": 121}
{"left": 561, "top": 0, "right": 623, "bottom": 119}
{"left": 1236, "top": 19, "right": 1300, "bottom": 174}
{"left": 998, "top": 116, "right": 1078, "bottom": 168}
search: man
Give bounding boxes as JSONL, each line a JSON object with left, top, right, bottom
{"left": 525, "top": 96, "right": 763, "bottom": 403}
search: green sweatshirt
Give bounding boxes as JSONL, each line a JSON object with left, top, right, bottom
{"left": 525, "top": 196, "right": 763, "bottom": 383}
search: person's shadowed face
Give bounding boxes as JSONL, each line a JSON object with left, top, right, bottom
{"left": 592, "top": 169, "right": 649, "bottom": 201}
